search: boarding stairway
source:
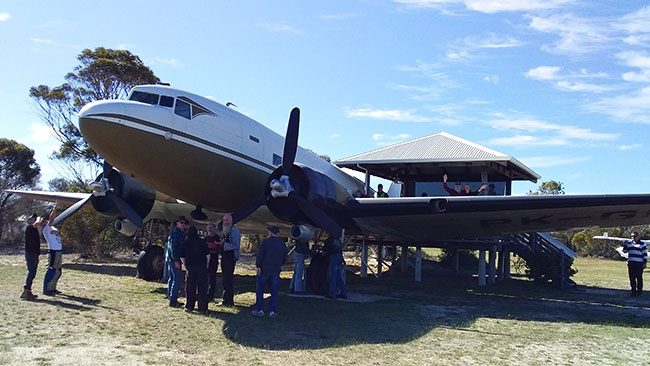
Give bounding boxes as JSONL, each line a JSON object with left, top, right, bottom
{"left": 508, "top": 232, "right": 577, "bottom": 289}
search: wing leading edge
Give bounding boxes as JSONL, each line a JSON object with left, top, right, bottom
{"left": 348, "top": 194, "right": 650, "bottom": 242}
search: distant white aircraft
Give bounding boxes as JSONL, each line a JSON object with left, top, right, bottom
{"left": 9, "top": 85, "right": 650, "bottom": 278}
{"left": 592, "top": 235, "right": 646, "bottom": 259}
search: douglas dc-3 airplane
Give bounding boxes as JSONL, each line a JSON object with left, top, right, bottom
{"left": 10, "top": 84, "right": 650, "bottom": 280}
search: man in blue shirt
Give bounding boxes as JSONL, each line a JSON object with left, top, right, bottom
{"left": 252, "top": 226, "right": 287, "bottom": 317}
{"left": 166, "top": 216, "right": 187, "bottom": 307}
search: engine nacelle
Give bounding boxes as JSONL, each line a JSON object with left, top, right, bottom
{"left": 91, "top": 168, "right": 156, "bottom": 223}
{"left": 290, "top": 224, "right": 316, "bottom": 242}
{"left": 265, "top": 164, "right": 350, "bottom": 225}
{"left": 114, "top": 219, "right": 138, "bottom": 236}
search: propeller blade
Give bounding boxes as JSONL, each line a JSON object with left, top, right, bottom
{"left": 290, "top": 192, "right": 342, "bottom": 238}
{"left": 106, "top": 191, "right": 143, "bottom": 227}
{"left": 281, "top": 107, "right": 300, "bottom": 176}
{"left": 52, "top": 194, "right": 93, "bottom": 227}
{"left": 218, "top": 195, "right": 268, "bottom": 230}
{"left": 102, "top": 160, "right": 113, "bottom": 179}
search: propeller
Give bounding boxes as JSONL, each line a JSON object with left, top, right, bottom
{"left": 282, "top": 107, "right": 300, "bottom": 176}
{"left": 52, "top": 194, "right": 93, "bottom": 227}
{"left": 225, "top": 107, "right": 343, "bottom": 238}
{"left": 51, "top": 161, "right": 143, "bottom": 228}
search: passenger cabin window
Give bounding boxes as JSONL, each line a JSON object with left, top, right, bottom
{"left": 249, "top": 135, "right": 259, "bottom": 143}
{"left": 174, "top": 99, "right": 191, "bottom": 119}
{"left": 129, "top": 91, "right": 159, "bottom": 105}
{"left": 273, "top": 153, "right": 282, "bottom": 166}
{"left": 159, "top": 95, "right": 174, "bottom": 107}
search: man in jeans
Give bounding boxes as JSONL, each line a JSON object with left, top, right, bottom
{"left": 253, "top": 226, "right": 287, "bottom": 317}
{"left": 166, "top": 216, "right": 187, "bottom": 307}
{"left": 42, "top": 203, "right": 63, "bottom": 296}
{"left": 289, "top": 238, "right": 310, "bottom": 294}
{"left": 21, "top": 213, "right": 40, "bottom": 300}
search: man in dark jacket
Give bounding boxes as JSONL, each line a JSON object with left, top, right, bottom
{"left": 181, "top": 226, "right": 209, "bottom": 313}
{"left": 252, "top": 226, "right": 287, "bottom": 317}
{"left": 21, "top": 213, "right": 40, "bottom": 300}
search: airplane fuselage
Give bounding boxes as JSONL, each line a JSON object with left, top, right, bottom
{"left": 79, "top": 85, "right": 365, "bottom": 217}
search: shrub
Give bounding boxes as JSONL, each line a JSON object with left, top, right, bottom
{"left": 438, "top": 248, "right": 478, "bottom": 267}
{"left": 523, "top": 252, "right": 577, "bottom": 283}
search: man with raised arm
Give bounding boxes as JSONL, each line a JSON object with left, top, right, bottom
{"left": 42, "top": 202, "right": 63, "bottom": 296}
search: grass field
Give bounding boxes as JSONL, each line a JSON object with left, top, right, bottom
{"left": 1, "top": 252, "right": 649, "bottom": 365}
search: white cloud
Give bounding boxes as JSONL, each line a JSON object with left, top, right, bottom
{"left": 486, "top": 114, "right": 618, "bottom": 146}
{"left": 483, "top": 75, "right": 499, "bottom": 84}
{"left": 528, "top": 14, "right": 611, "bottom": 55}
{"left": 445, "top": 50, "right": 469, "bottom": 60}
{"left": 619, "top": 144, "right": 643, "bottom": 150}
{"left": 0, "top": 13, "right": 9, "bottom": 21}
{"left": 118, "top": 43, "right": 136, "bottom": 50}
{"left": 394, "top": 0, "right": 571, "bottom": 13}
{"left": 526, "top": 66, "right": 611, "bottom": 93}
{"left": 616, "top": 6, "right": 650, "bottom": 34}
{"left": 555, "top": 80, "right": 612, "bottom": 93}
{"left": 28, "top": 124, "right": 53, "bottom": 143}
{"left": 330, "top": 133, "right": 340, "bottom": 138}
{"left": 152, "top": 57, "right": 182, "bottom": 68}
{"left": 525, "top": 66, "right": 561, "bottom": 80}
{"left": 30, "top": 38, "right": 56, "bottom": 44}
{"left": 258, "top": 22, "right": 303, "bottom": 34}
{"left": 519, "top": 156, "right": 589, "bottom": 168}
{"left": 346, "top": 107, "right": 431, "bottom": 122}
{"left": 587, "top": 87, "right": 650, "bottom": 124}
{"left": 319, "top": 13, "right": 362, "bottom": 20}
{"left": 372, "top": 133, "right": 412, "bottom": 145}
{"left": 489, "top": 135, "right": 569, "bottom": 146}
{"left": 462, "top": 33, "right": 525, "bottom": 49}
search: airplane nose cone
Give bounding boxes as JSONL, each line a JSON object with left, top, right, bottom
{"left": 79, "top": 100, "right": 127, "bottom": 160}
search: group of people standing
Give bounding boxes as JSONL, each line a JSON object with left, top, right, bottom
{"left": 21, "top": 206, "right": 349, "bottom": 317}
{"left": 165, "top": 213, "right": 241, "bottom": 313}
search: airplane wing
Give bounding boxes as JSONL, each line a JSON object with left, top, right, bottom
{"left": 5, "top": 190, "right": 91, "bottom": 206}
{"left": 347, "top": 194, "right": 650, "bottom": 242}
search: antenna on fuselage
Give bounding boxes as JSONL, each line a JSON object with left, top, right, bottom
{"left": 226, "top": 102, "right": 238, "bottom": 108}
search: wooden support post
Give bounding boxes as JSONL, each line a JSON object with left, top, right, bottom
{"left": 377, "top": 244, "right": 384, "bottom": 276}
{"left": 478, "top": 250, "right": 486, "bottom": 286}
{"left": 454, "top": 248, "right": 460, "bottom": 276}
{"left": 504, "top": 249, "right": 511, "bottom": 280}
{"left": 401, "top": 245, "right": 408, "bottom": 273}
{"left": 361, "top": 239, "right": 368, "bottom": 278}
{"left": 497, "top": 248, "right": 505, "bottom": 282}
{"left": 364, "top": 168, "right": 370, "bottom": 196}
{"left": 560, "top": 251, "right": 566, "bottom": 290}
{"left": 415, "top": 246, "right": 422, "bottom": 282}
{"left": 488, "top": 245, "right": 496, "bottom": 284}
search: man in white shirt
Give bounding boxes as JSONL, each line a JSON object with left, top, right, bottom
{"left": 41, "top": 202, "right": 63, "bottom": 296}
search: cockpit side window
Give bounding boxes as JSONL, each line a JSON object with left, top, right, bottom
{"left": 159, "top": 95, "right": 174, "bottom": 107}
{"left": 174, "top": 99, "right": 191, "bottom": 119}
{"left": 129, "top": 91, "right": 159, "bottom": 105}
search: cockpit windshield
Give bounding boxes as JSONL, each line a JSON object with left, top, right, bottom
{"left": 129, "top": 91, "right": 159, "bottom": 105}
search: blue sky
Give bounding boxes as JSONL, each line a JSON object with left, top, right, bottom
{"left": 1, "top": 1, "right": 650, "bottom": 195}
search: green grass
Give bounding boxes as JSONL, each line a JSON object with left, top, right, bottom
{"left": 1, "top": 254, "right": 649, "bottom": 365}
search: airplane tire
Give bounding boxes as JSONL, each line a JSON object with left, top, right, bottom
{"left": 137, "top": 245, "right": 165, "bottom": 281}
{"left": 307, "top": 252, "right": 330, "bottom": 296}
